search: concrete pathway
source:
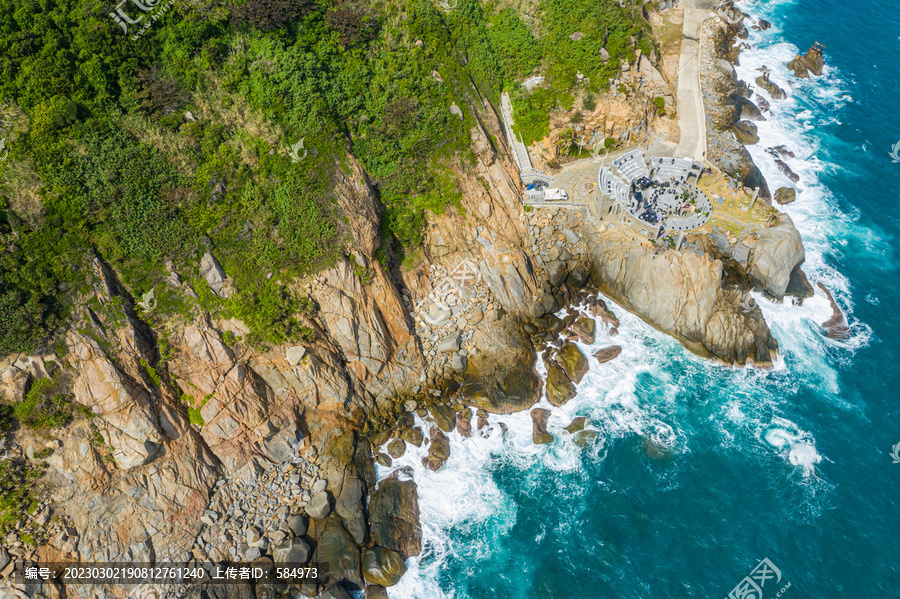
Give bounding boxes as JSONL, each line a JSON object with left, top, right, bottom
{"left": 673, "top": 0, "right": 714, "bottom": 161}
{"left": 500, "top": 92, "right": 533, "bottom": 173}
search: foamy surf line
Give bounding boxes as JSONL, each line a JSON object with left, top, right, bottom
{"left": 733, "top": 0, "right": 874, "bottom": 358}
{"left": 378, "top": 300, "right": 832, "bottom": 597}
{"left": 377, "top": 4, "right": 876, "bottom": 593}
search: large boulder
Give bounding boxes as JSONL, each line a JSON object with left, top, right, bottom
{"left": 423, "top": 427, "right": 450, "bottom": 471}
{"left": 748, "top": 215, "right": 805, "bottom": 298}
{"left": 200, "top": 251, "right": 233, "bottom": 298}
{"left": 386, "top": 438, "right": 406, "bottom": 459}
{"left": 546, "top": 362, "right": 576, "bottom": 407}
{"left": 368, "top": 478, "right": 422, "bottom": 558}
{"left": 556, "top": 343, "right": 589, "bottom": 385}
{"left": 306, "top": 491, "right": 333, "bottom": 520}
{"left": 732, "top": 121, "right": 759, "bottom": 145}
{"left": 273, "top": 537, "right": 311, "bottom": 564}
{"left": 531, "top": 408, "right": 553, "bottom": 444}
{"left": 774, "top": 187, "right": 796, "bottom": 205}
{"left": 571, "top": 317, "right": 596, "bottom": 345}
{"left": 362, "top": 547, "right": 408, "bottom": 587}
{"left": 400, "top": 427, "right": 424, "bottom": 447}
{"left": 431, "top": 405, "right": 457, "bottom": 433}
{"left": 314, "top": 514, "right": 361, "bottom": 589}
{"left": 593, "top": 346, "right": 622, "bottom": 365}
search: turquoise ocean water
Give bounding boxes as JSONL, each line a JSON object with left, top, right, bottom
{"left": 380, "top": 0, "right": 900, "bottom": 596}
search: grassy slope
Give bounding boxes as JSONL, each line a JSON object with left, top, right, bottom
{"left": 0, "top": 0, "right": 649, "bottom": 354}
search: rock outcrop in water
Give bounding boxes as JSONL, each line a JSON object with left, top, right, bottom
{"left": 787, "top": 42, "right": 826, "bottom": 78}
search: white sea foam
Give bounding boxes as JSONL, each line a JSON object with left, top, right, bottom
{"left": 380, "top": 3, "right": 876, "bottom": 594}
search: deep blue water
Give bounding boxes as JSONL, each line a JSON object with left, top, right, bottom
{"left": 383, "top": 1, "right": 900, "bottom": 597}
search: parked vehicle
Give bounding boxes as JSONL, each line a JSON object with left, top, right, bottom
{"left": 543, "top": 188, "right": 568, "bottom": 201}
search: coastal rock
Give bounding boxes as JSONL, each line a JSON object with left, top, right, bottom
{"left": 732, "top": 121, "right": 759, "bottom": 145}
{"left": 587, "top": 225, "right": 777, "bottom": 365}
{"left": 785, "top": 268, "right": 815, "bottom": 300}
{"left": 571, "top": 317, "right": 596, "bottom": 345}
{"left": 400, "top": 427, "right": 424, "bottom": 447}
{"left": 556, "top": 342, "right": 589, "bottom": 385}
{"left": 748, "top": 215, "right": 805, "bottom": 298}
{"left": 424, "top": 427, "right": 450, "bottom": 471}
{"left": 774, "top": 187, "right": 796, "bottom": 205}
{"left": 564, "top": 417, "right": 586, "bottom": 433}
{"left": 306, "top": 491, "right": 333, "bottom": 520}
{"left": 362, "top": 547, "right": 408, "bottom": 587}
{"left": 431, "top": 405, "right": 457, "bottom": 433}
{"left": 737, "top": 96, "right": 764, "bottom": 121}
{"left": 591, "top": 299, "right": 620, "bottom": 329}
{"left": 818, "top": 284, "right": 850, "bottom": 339}
{"left": 787, "top": 45, "right": 825, "bottom": 78}
{"left": 386, "top": 439, "right": 406, "bottom": 459}
{"left": 366, "top": 586, "right": 390, "bottom": 599}
{"left": 314, "top": 514, "right": 362, "bottom": 589}
{"left": 368, "top": 478, "right": 422, "bottom": 558}
{"left": 461, "top": 314, "right": 542, "bottom": 414}
{"left": 531, "top": 408, "right": 553, "bottom": 445}
{"left": 593, "top": 345, "right": 623, "bottom": 364}
{"left": 546, "top": 362, "right": 577, "bottom": 407}
{"left": 573, "top": 429, "right": 598, "bottom": 447}
{"left": 755, "top": 74, "right": 787, "bottom": 100}
{"left": 457, "top": 408, "right": 472, "bottom": 437}
{"left": 273, "top": 537, "right": 311, "bottom": 564}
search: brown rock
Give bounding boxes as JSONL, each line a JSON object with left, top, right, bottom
{"left": 369, "top": 478, "right": 422, "bottom": 559}
{"left": 423, "top": 427, "right": 450, "bottom": 471}
{"left": 431, "top": 405, "right": 457, "bottom": 433}
{"left": 531, "top": 408, "right": 553, "bottom": 444}
{"left": 556, "top": 342, "right": 589, "bottom": 384}
{"left": 362, "top": 547, "right": 407, "bottom": 587}
{"left": 593, "top": 345, "right": 623, "bottom": 364}
{"left": 817, "top": 283, "right": 850, "bottom": 339}
{"left": 571, "top": 317, "right": 596, "bottom": 345}
{"left": 400, "top": 427, "right": 424, "bottom": 447}
{"left": 456, "top": 408, "right": 472, "bottom": 438}
{"left": 386, "top": 439, "right": 406, "bottom": 459}
{"left": 564, "top": 416, "right": 587, "bottom": 433}
{"left": 546, "top": 362, "right": 576, "bottom": 407}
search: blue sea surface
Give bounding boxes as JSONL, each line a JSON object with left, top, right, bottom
{"left": 383, "top": 1, "right": 900, "bottom": 596}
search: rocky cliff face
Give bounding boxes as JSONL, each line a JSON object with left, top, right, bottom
{"left": 0, "top": 48, "right": 807, "bottom": 597}
{"left": 585, "top": 223, "right": 777, "bottom": 366}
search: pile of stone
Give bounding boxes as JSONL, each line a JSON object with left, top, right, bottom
{"left": 407, "top": 264, "right": 499, "bottom": 384}
{"left": 191, "top": 451, "right": 325, "bottom": 563}
{"left": 524, "top": 208, "right": 589, "bottom": 270}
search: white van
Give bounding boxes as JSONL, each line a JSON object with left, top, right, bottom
{"left": 543, "top": 188, "right": 568, "bottom": 201}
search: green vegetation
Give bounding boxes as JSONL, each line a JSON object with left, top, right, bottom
{"left": 187, "top": 408, "right": 205, "bottom": 427}
{"left": 0, "top": 460, "right": 42, "bottom": 535}
{"left": 654, "top": 96, "right": 666, "bottom": 115}
{"left": 0, "top": 0, "right": 651, "bottom": 355}
{"left": 14, "top": 378, "right": 71, "bottom": 432}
